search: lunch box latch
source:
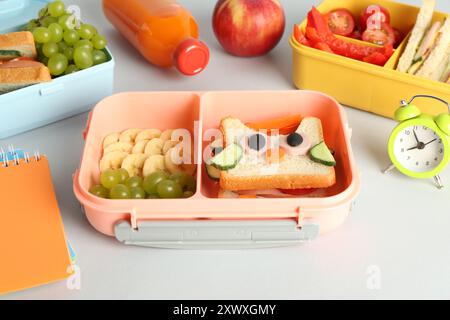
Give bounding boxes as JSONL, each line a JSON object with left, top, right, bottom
{"left": 39, "top": 83, "right": 65, "bottom": 96}
{"left": 114, "top": 219, "right": 320, "bottom": 249}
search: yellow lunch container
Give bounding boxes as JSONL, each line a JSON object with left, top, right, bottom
{"left": 290, "top": 0, "right": 450, "bottom": 119}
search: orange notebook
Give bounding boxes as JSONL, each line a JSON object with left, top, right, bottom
{"left": 0, "top": 154, "right": 72, "bottom": 295}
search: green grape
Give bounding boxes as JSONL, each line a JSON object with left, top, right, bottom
{"left": 42, "top": 42, "right": 59, "bottom": 58}
{"left": 48, "top": 1, "right": 65, "bottom": 17}
{"left": 58, "top": 41, "right": 69, "bottom": 52}
{"left": 170, "top": 173, "right": 196, "bottom": 192}
{"left": 41, "top": 16, "right": 58, "bottom": 27}
{"left": 147, "top": 194, "right": 159, "bottom": 199}
{"left": 48, "top": 23, "right": 64, "bottom": 42}
{"left": 91, "top": 34, "right": 107, "bottom": 50}
{"left": 63, "top": 29, "right": 79, "bottom": 45}
{"left": 100, "top": 169, "right": 121, "bottom": 189}
{"left": 110, "top": 184, "right": 131, "bottom": 199}
{"left": 89, "top": 185, "right": 109, "bottom": 199}
{"left": 130, "top": 187, "right": 146, "bottom": 199}
{"left": 77, "top": 24, "right": 96, "bottom": 40}
{"left": 92, "top": 50, "right": 107, "bottom": 65}
{"left": 33, "top": 27, "right": 51, "bottom": 43}
{"left": 125, "top": 176, "right": 143, "bottom": 189}
{"left": 157, "top": 180, "right": 183, "bottom": 199}
{"left": 65, "top": 64, "right": 79, "bottom": 74}
{"left": 73, "top": 47, "right": 93, "bottom": 69}
{"left": 63, "top": 46, "right": 74, "bottom": 60}
{"left": 183, "top": 191, "right": 194, "bottom": 198}
{"left": 116, "top": 168, "right": 130, "bottom": 183}
{"left": 74, "top": 39, "right": 93, "bottom": 51}
{"left": 143, "top": 171, "right": 169, "bottom": 195}
{"left": 58, "top": 14, "right": 76, "bottom": 31}
{"left": 48, "top": 53, "right": 68, "bottom": 76}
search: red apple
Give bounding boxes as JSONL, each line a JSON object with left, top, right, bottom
{"left": 212, "top": 0, "right": 285, "bottom": 57}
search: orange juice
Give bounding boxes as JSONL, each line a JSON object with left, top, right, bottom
{"left": 103, "top": 0, "right": 209, "bottom": 75}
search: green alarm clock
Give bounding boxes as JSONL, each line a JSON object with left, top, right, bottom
{"left": 384, "top": 95, "right": 450, "bottom": 189}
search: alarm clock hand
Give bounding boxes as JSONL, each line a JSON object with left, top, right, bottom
{"left": 413, "top": 130, "right": 421, "bottom": 144}
{"left": 424, "top": 138, "right": 437, "bottom": 146}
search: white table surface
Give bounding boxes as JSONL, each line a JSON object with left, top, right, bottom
{"left": 2, "top": 0, "right": 450, "bottom": 300}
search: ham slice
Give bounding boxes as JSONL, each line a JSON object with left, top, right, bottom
{"left": 0, "top": 59, "right": 43, "bottom": 69}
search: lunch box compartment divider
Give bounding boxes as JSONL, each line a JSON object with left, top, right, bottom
{"left": 74, "top": 91, "right": 359, "bottom": 240}
{"left": 290, "top": 0, "right": 450, "bottom": 119}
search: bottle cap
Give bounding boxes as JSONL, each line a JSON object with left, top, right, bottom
{"left": 174, "top": 39, "right": 210, "bottom": 76}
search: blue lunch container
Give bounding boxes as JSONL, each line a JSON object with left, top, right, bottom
{"left": 0, "top": 0, "right": 115, "bottom": 139}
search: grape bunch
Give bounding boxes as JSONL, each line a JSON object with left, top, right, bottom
{"left": 90, "top": 169, "right": 196, "bottom": 200}
{"left": 24, "top": 0, "right": 108, "bottom": 76}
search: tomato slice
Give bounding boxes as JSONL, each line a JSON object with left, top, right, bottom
{"left": 360, "top": 5, "right": 391, "bottom": 31}
{"left": 278, "top": 188, "right": 317, "bottom": 196}
{"left": 324, "top": 9, "right": 355, "bottom": 36}
{"left": 362, "top": 23, "right": 395, "bottom": 46}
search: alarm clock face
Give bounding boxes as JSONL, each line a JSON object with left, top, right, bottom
{"left": 393, "top": 124, "right": 445, "bottom": 173}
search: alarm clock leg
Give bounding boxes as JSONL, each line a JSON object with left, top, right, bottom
{"left": 433, "top": 175, "right": 444, "bottom": 189}
{"left": 382, "top": 163, "right": 396, "bottom": 174}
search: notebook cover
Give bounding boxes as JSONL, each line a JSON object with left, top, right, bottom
{"left": 0, "top": 156, "right": 72, "bottom": 295}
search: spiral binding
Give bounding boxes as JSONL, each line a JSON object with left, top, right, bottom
{"left": 1, "top": 145, "right": 41, "bottom": 168}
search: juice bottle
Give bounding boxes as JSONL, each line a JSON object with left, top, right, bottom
{"left": 103, "top": 0, "right": 210, "bottom": 76}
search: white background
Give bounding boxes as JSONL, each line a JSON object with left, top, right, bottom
{"left": 2, "top": 0, "right": 450, "bottom": 299}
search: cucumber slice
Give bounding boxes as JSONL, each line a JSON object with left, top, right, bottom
{"left": 210, "top": 143, "right": 243, "bottom": 170}
{"left": 0, "top": 50, "right": 22, "bottom": 59}
{"left": 309, "top": 141, "right": 336, "bottom": 167}
{"left": 206, "top": 164, "right": 221, "bottom": 181}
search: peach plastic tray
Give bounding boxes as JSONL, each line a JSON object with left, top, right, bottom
{"left": 73, "top": 91, "right": 360, "bottom": 248}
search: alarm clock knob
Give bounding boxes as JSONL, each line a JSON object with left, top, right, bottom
{"left": 394, "top": 103, "right": 421, "bottom": 122}
{"left": 434, "top": 113, "right": 450, "bottom": 136}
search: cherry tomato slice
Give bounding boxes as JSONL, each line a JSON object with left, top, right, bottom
{"left": 279, "top": 188, "right": 317, "bottom": 196}
{"left": 362, "top": 23, "right": 395, "bottom": 46}
{"left": 324, "top": 9, "right": 355, "bottom": 36}
{"left": 360, "top": 5, "right": 391, "bottom": 31}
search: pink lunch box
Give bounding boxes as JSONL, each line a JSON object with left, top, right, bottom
{"left": 73, "top": 91, "right": 360, "bottom": 249}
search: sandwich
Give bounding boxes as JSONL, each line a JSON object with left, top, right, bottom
{"left": 205, "top": 116, "right": 336, "bottom": 198}
{"left": 0, "top": 60, "right": 51, "bottom": 94}
{"left": 396, "top": 0, "right": 450, "bottom": 83}
{"left": 0, "top": 31, "right": 37, "bottom": 61}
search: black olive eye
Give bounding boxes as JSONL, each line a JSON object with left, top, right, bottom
{"left": 248, "top": 133, "right": 266, "bottom": 151}
{"left": 211, "top": 146, "right": 223, "bottom": 156}
{"left": 287, "top": 133, "right": 303, "bottom": 147}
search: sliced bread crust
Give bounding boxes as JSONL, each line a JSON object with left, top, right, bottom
{"left": 0, "top": 31, "right": 37, "bottom": 60}
{"left": 0, "top": 64, "right": 51, "bottom": 94}
{"left": 416, "top": 18, "right": 450, "bottom": 78}
{"left": 397, "top": 0, "right": 435, "bottom": 73}
{"left": 219, "top": 116, "right": 336, "bottom": 191}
